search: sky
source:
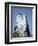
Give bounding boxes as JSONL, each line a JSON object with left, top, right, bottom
{"left": 11, "top": 6, "right": 33, "bottom": 32}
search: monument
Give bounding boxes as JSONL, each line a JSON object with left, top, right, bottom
{"left": 14, "top": 13, "right": 30, "bottom": 37}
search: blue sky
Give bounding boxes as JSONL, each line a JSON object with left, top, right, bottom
{"left": 11, "top": 6, "right": 32, "bottom": 32}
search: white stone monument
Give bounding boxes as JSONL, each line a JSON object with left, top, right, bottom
{"left": 16, "top": 13, "right": 27, "bottom": 36}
